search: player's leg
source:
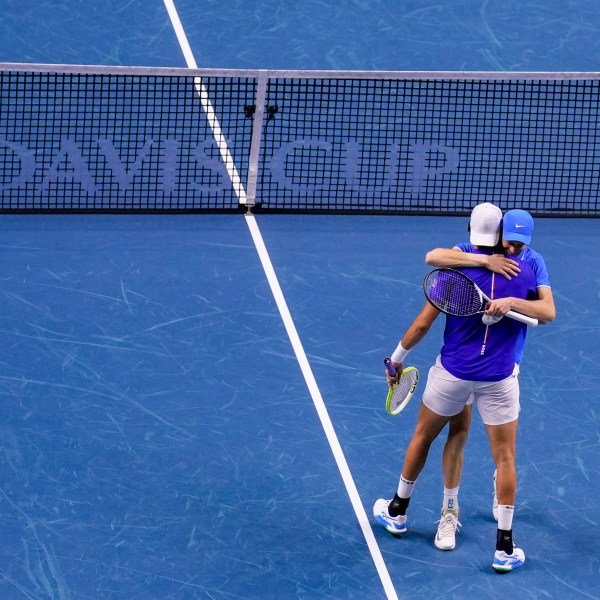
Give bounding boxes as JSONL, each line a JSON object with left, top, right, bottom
{"left": 435, "top": 404, "right": 472, "bottom": 550}
{"left": 374, "top": 358, "right": 470, "bottom": 536}
{"left": 402, "top": 402, "right": 452, "bottom": 480}
{"left": 477, "top": 372, "right": 524, "bottom": 572}
{"left": 492, "top": 364, "right": 520, "bottom": 521}
{"left": 485, "top": 419, "right": 524, "bottom": 571}
{"left": 374, "top": 402, "right": 451, "bottom": 535}
{"left": 442, "top": 404, "right": 472, "bottom": 502}
{"left": 486, "top": 420, "right": 518, "bottom": 505}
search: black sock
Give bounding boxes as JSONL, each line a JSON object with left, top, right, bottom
{"left": 496, "top": 528, "right": 514, "bottom": 554}
{"left": 388, "top": 494, "right": 410, "bottom": 517}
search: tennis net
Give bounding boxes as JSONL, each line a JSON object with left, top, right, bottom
{"left": 1, "top": 63, "right": 599, "bottom": 215}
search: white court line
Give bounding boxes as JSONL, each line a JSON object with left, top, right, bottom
{"left": 162, "top": 2, "right": 398, "bottom": 598}
{"left": 245, "top": 215, "right": 399, "bottom": 600}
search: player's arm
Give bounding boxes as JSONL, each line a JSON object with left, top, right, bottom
{"left": 486, "top": 286, "right": 556, "bottom": 324}
{"left": 426, "top": 247, "right": 521, "bottom": 279}
{"left": 387, "top": 302, "right": 439, "bottom": 386}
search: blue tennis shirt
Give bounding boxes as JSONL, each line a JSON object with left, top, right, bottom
{"left": 439, "top": 250, "right": 538, "bottom": 382}
{"left": 456, "top": 243, "right": 551, "bottom": 364}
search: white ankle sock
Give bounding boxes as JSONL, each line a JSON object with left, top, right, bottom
{"left": 497, "top": 504, "right": 514, "bottom": 532}
{"left": 443, "top": 486, "right": 459, "bottom": 512}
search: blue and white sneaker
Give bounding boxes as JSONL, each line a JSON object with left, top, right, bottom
{"left": 373, "top": 498, "right": 407, "bottom": 535}
{"left": 493, "top": 546, "right": 525, "bottom": 572}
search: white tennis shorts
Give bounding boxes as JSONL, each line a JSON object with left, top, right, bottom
{"left": 422, "top": 356, "right": 520, "bottom": 426}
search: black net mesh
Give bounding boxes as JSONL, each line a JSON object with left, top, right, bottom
{"left": 0, "top": 70, "right": 255, "bottom": 211}
{"left": 1, "top": 67, "right": 599, "bottom": 215}
{"left": 259, "top": 77, "right": 600, "bottom": 215}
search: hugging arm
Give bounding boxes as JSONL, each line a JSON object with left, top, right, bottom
{"left": 486, "top": 286, "right": 556, "bottom": 324}
{"left": 426, "top": 248, "right": 521, "bottom": 280}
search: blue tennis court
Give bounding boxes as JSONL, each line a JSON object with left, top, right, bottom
{"left": 1, "top": 2, "right": 599, "bottom": 599}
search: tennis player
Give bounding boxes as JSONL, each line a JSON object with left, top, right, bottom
{"left": 425, "top": 208, "right": 556, "bottom": 522}
{"left": 373, "top": 203, "right": 549, "bottom": 572}
{"left": 379, "top": 203, "right": 508, "bottom": 550}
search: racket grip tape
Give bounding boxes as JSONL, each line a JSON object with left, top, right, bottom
{"left": 384, "top": 358, "right": 397, "bottom": 376}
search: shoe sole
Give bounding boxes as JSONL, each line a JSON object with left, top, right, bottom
{"left": 493, "top": 554, "right": 525, "bottom": 573}
{"left": 434, "top": 538, "right": 455, "bottom": 550}
{"left": 493, "top": 561, "right": 524, "bottom": 573}
{"left": 374, "top": 516, "right": 407, "bottom": 536}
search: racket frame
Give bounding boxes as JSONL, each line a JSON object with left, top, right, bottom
{"left": 423, "top": 268, "right": 538, "bottom": 327}
{"left": 384, "top": 358, "right": 419, "bottom": 415}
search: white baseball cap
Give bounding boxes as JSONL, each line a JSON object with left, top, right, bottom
{"left": 469, "top": 203, "right": 502, "bottom": 246}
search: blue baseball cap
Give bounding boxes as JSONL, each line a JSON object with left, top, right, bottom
{"left": 503, "top": 209, "right": 534, "bottom": 245}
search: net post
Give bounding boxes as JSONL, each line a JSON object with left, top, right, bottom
{"left": 244, "top": 70, "right": 268, "bottom": 213}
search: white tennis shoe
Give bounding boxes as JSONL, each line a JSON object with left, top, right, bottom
{"left": 434, "top": 510, "right": 461, "bottom": 550}
{"left": 373, "top": 498, "right": 408, "bottom": 535}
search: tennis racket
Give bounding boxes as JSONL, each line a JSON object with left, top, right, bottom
{"left": 423, "top": 268, "right": 538, "bottom": 326}
{"left": 384, "top": 358, "right": 419, "bottom": 415}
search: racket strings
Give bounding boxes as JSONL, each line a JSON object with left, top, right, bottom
{"left": 425, "top": 270, "right": 483, "bottom": 316}
{"left": 390, "top": 369, "right": 418, "bottom": 412}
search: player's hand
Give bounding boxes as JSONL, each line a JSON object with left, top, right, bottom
{"left": 386, "top": 362, "right": 402, "bottom": 388}
{"left": 485, "top": 255, "right": 520, "bottom": 279}
{"left": 485, "top": 297, "right": 514, "bottom": 316}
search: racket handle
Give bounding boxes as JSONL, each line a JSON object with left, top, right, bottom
{"left": 506, "top": 310, "right": 538, "bottom": 327}
{"left": 384, "top": 358, "right": 397, "bottom": 376}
